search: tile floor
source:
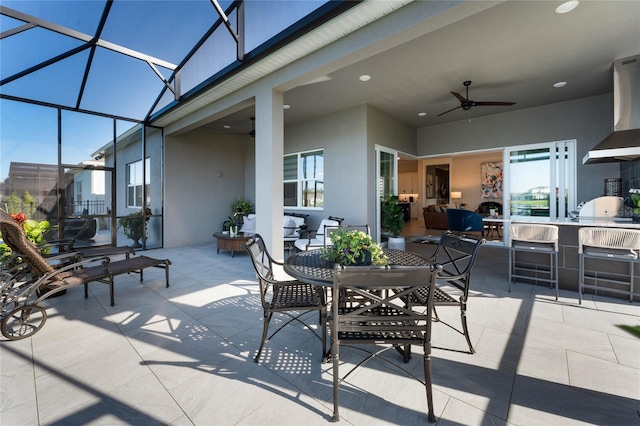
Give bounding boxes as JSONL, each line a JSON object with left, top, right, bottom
{"left": 1, "top": 232, "right": 639, "bottom": 425}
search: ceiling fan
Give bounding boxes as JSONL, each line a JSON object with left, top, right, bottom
{"left": 437, "top": 81, "right": 516, "bottom": 117}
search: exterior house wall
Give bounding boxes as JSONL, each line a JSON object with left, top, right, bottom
{"left": 417, "top": 94, "right": 618, "bottom": 203}
{"left": 112, "top": 127, "right": 164, "bottom": 247}
{"left": 114, "top": 128, "right": 163, "bottom": 216}
{"left": 164, "top": 128, "right": 251, "bottom": 247}
{"left": 283, "top": 104, "right": 415, "bottom": 234}
{"left": 285, "top": 105, "right": 368, "bottom": 230}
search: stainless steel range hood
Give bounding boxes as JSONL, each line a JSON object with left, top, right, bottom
{"left": 583, "top": 55, "right": 640, "bottom": 164}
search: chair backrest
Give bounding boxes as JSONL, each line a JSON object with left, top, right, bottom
{"left": 0, "top": 216, "right": 56, "bottom": 277}
{"left": 446, "top": 209, "right": 484, "bottom": 233}
{"left": 477, "top": 202, "right": 502, "bottom": 215}
{"left": 332, "top": 264, "right": 441, "bottom": 324}
{"left": 315, "top": 219, "right": 340, "bottom": 243}
{"left": 509, "top": 223, "right": 559, "bottom": 250}
{"left": 241, "top": 234, "right": 275, "bottom": 282}
{"left": 578, "top": 227, "right": 640, "bottom": 254}
{"left": 429, "top": 230, "right": 485, "bottom": 293}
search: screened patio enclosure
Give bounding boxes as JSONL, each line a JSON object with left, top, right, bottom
{"left": 1, "top": 0, "right": 354, "bottom": 249}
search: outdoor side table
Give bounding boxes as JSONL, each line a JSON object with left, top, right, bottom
{"left": 212, "top": 232, "right": 252, "bottom": 257}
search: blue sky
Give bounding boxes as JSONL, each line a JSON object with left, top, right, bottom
{"left": 1, "top": 0, "right": 327, "bottom": 183}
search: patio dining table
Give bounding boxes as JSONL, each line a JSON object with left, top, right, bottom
{"left": 283, "top": 248, "right": 431, "bottom": 286}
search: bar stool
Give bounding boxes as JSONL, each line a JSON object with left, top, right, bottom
{"left": 508, "top": 223, "right": 559, "bottom": 299}
{"left": 578, "top": 227, "right": 640, "bottom": 304}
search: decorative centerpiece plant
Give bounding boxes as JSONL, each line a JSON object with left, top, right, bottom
{"left": 321, "top": 228, "right": 388, "bottom": 266}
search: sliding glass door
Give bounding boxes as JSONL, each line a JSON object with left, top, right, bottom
{"left": 504, "top": 140, "right": 576, "bottom": 219}
{"left": 375, "top": 146, "right": 397, "bottom": 241}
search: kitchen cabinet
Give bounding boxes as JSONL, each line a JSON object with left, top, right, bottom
{"left": 399, "top": 172, "right": 418, "bottom": 194}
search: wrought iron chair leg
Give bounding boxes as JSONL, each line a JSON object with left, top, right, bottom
{"left": 424, "top": 342, "right": 436, "bottom": 422}
{"left": 331, "top": 339, "right": 340, "bottom": 422}
{"left": 254, "top": 312, "right": 272, "bottom": 362}
{"left": 460, "top": 302, "right": 474, "bottom": 354}
{"left": 109, "top": 276, "right": 115, "bottom": 306}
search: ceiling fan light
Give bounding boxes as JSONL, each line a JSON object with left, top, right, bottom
{"left": 555, "top": 1, "right": 579, "bottom": 14}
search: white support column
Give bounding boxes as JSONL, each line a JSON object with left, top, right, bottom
{"left": 255, "top": 88, "right": 284, "bottom": 259}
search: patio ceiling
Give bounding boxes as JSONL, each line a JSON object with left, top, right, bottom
{"left": 2, "top": 1, "right": 639, "bottom": 135}
{"left": 205, "top": 1, "right": 640, "bottom": 135}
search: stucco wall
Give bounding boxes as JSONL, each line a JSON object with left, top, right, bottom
{"left": 285, "top": 105, "right": 368, "bottom": 230}
{"left": 284, "top": 104, "right": 415, "bottom": 233}
{"left": 417, "top": 94, "right": 619, "bottom": 203}
{"left": 164, "top": 128, "right": 251, "bottom": 247}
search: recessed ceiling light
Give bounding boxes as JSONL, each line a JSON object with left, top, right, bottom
{"left": 283, "top": 104, "right": 291, "bottom": 110}
{"left": 418, "top": 112, "right": 426, "bottom": 117}
{"left": 359, "top": 74, "right": 371, "bottom": 82}
{"left": 555, "top": 1, "right": 579, "bottom": 14}
{"left": 223, "top": 125, "right": 231, "bottom": 129}
{"left": 553, "top": 81, "right": 567, "bottom": 88}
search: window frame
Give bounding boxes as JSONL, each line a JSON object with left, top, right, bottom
{"left": 284, "top": 149, "right": 324, "bottom": 210}
{"left": 126, "top": 157, "right": 150, "bottom": 209}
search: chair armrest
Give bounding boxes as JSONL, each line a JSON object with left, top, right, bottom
{"left": 328, "top": 216, "right": 344, "bottom": 224}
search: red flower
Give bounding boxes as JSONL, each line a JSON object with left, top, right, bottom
{"left": 11, "top": 212, "right": 27, "bottom": 225}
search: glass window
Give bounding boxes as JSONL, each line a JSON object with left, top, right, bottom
{"left": 284, "top": 150, "right": 323, "bottom": 208}
{"left": 127, "top": 158, "right": 150, "bottom": 208}
{"left": 75, "top": 181, "right": 83, "bottom": 205}
{"left": 506, "top": 141, "right": 575, "bottom": 218}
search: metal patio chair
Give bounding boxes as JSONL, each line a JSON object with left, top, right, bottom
{"left": 415, "top": 230, "right": 485, "bottom": 353}
{"left": 330, "top": 264, "right": 441, "bottom": 423}
{"left": 242, "top": 234, "right": 327, "bottom": 363}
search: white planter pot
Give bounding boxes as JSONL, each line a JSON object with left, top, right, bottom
{"left": 387, "top": 236, "right": 406, "bottom": 251}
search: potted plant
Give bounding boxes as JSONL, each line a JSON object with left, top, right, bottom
{"left": 321, "top": 228, "right": 388, "bottom": 266}
{"left": 382, "top": 195, "right": 406, "bottom": 250}
{"left": 225, "top": 214, "right": 240, "bottom": 235}
{"left": 232, "top": 198, "right": 253, "bottom": 216}
{"left": 118, "top": 207, "right": 151, "bottom": 247}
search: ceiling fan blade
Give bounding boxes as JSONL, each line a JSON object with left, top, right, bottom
{"left": 474, "top": 101, "right": 516, "bottom": 106}
{"left": 437, "top": 106, "right": 462, "bottom": 117}
{"left": 450, "top": 91, "right": 467, "bottom": 102}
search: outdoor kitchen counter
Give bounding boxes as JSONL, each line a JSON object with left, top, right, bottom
{"left": 492, "top": 216, "right": 640, "bottom": 301}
